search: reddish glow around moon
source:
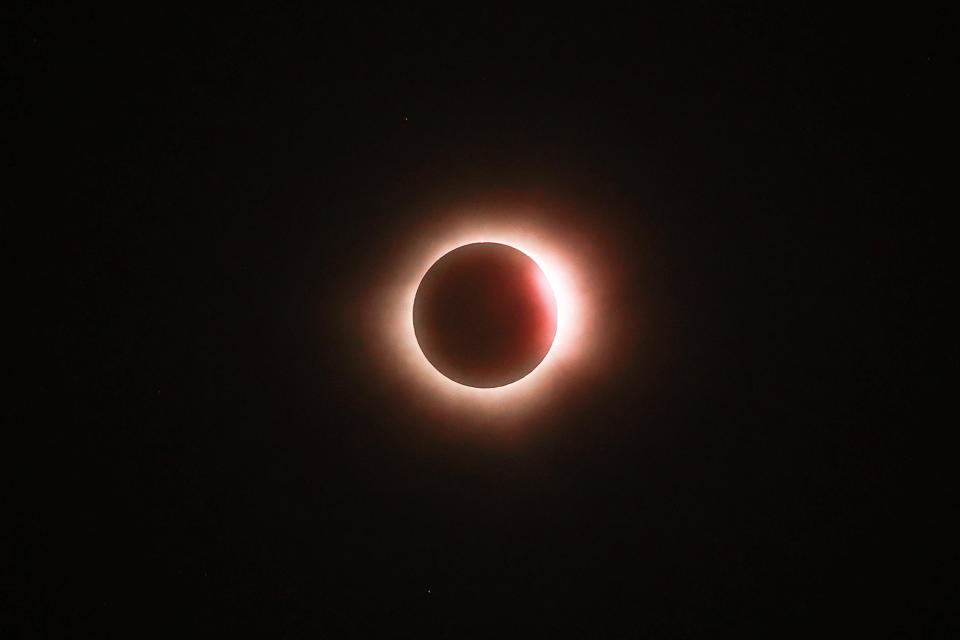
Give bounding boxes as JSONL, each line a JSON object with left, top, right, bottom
{"left": 367, "top": 206, "right": 604, "bottom": 423}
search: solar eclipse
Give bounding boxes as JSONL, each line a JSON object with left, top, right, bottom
{"left": 356, "top": 196, "right": 629, "bottom": 428}
{"left": 413, "top": 242, "right": 558, "bottom": 388}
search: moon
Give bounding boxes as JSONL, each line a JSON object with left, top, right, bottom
{"left": 413, "top": 242, "right": 558, "bottom": 388}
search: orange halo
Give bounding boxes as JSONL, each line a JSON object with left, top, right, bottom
{"left": 372, "top": 211, "right": 597, "bottom": 422}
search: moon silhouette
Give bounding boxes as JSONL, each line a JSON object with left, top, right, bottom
{"left": 413, "top": 242, "right": 558, "bottom": 388}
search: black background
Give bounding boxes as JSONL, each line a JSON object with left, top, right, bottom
{"left": 6, "top": 4, "right": 950, "bottom": 636}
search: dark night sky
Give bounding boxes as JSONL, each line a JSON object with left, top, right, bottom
{"left": 6, "top": 4, "right": 951, "bottom": 636}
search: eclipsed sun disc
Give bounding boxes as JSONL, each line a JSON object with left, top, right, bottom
{"left": 413, "top": 242, "right": 558, "bottom": 388}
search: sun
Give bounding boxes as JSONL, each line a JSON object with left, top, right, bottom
{"left": 370, "top": 210, "right": 593, "bottom": 421}
{"left": 412, "top": 242, "right": 557, "bottom": 388}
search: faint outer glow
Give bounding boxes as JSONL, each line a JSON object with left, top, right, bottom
{"left": 374, "top": 212, "right": 596, "bottom": 421}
